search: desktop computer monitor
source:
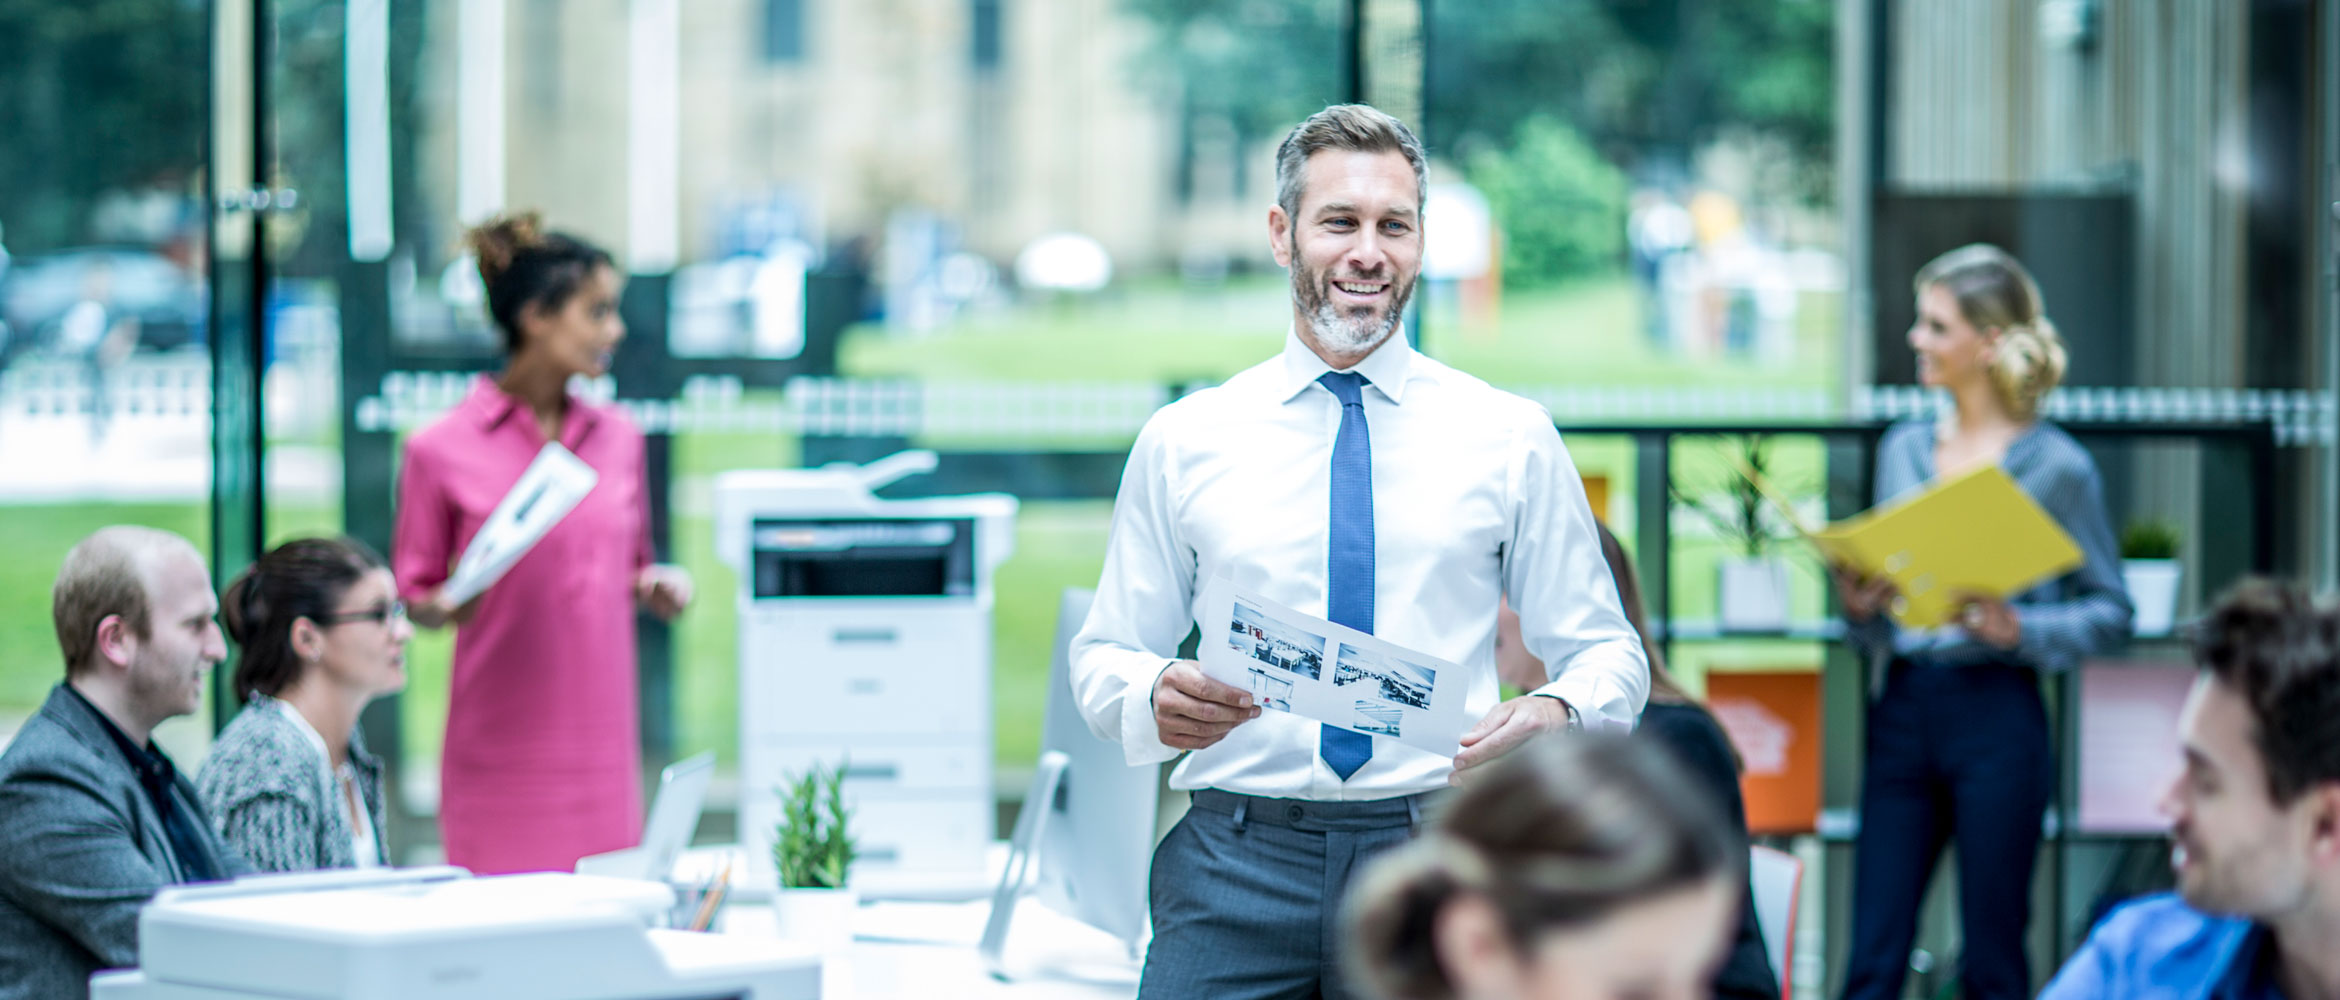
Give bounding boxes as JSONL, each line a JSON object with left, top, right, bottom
{"left": 982, "top": 588, "right": 1159, "bottom": 970}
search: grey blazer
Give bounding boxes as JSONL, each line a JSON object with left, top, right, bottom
{"left": 197, "top": 698, "right": 387, "bottom": 872}
{"left": 0, "top": 684, "right": 249, "bottom": 1000}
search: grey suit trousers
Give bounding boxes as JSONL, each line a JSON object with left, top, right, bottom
{"left": 1139, "top": 789, "right": 1433, "bottom": 1000}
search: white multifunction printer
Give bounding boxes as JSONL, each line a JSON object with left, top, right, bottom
{"left": 716, "top": 451, "right": 1018, "bottom": 892}
{"left": 88, "top": 868, "right": 820, "bottom": 999}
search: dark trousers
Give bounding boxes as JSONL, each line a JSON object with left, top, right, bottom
{"left": 1842, "top": 660, "right": 2054, "bottom": 1000}
{"left": 1138, "top": 788, "right": 1430, "bottom": 1000}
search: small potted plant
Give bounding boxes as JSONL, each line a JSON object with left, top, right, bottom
{"left": 1673, "top": 435, "right": 1793, "bottom": 632}
{"left": 2121, "top": 519, "right": 2183, "bottom": 636}
{"left": 770, "top": 760, "right": 858, "bottom": 950}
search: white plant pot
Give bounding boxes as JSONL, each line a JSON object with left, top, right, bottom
{"left": 1719, "top": 556, "right": 1792, "bottom": 632}
{"left": 2124, "top": 559, "right": 2183, "bottom": 637}
{"left": 771, "top": 886, "right": 858, "bottom": 952}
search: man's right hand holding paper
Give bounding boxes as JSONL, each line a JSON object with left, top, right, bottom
{"left": 1153, "top": 660, "right": 1261, "bottom": 751}
{"left": 1832, "top": 562, "right": 1901, "bottom": 623}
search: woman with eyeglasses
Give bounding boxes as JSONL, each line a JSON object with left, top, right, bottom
{"left": 198, "top": 537, "right": 411, "bottom": 872}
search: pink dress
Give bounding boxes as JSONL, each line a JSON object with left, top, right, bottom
{"left": 392, "top": 376, "right": 650, "bottom": 874}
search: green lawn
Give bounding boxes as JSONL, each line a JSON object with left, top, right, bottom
{"left": 4, "top": 272, "right": 1844, "bottom": 785}
{"left": 0, "top": 503, "right": 210, "bottom": 712}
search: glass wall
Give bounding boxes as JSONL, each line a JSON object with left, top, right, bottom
{"left": 307, "top": 0, "right": 1356, "bottom": 856}
{"left": 0, "top": 0, "right": 218, "bottom": 763}
{"left": 1423, "top": 1, "right": 1841, "bottom": 692}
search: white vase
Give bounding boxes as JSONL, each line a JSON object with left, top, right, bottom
{"left": 771, "top": 886, "right": 858, "bottom": 952}
{"left": 2124, "top": 559, "right": 2183, "bottom": 637}
{"left": 1719, "top": 556, "right": 1792, "bottom": 632}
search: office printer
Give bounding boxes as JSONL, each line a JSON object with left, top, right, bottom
{"left": 89, "top": 868, "right": 820, "bottom": 1000}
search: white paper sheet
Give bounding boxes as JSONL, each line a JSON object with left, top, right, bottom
{"left": 440, "top": 442, "right": 600, "bottom": 605}
{"left": 1196, "top": 576, "right": 1474, "bottom": 758}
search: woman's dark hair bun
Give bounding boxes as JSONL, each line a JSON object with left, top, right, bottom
{"left": 464, "top": 212, "right": 547, "bottom": 289}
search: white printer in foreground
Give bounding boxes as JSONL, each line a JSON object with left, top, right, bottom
{"left": 715, "top": 450, "right": 1018, "bottom": 894}
{"left": 89, "top": 868, "right": 820, "bottom": 999}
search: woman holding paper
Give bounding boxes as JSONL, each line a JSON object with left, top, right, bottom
{"left": 1833, "top": 244, "right": 2132, "bottom": 1000}
{"left": 392, "top": 213, "right": 693, "bottom": 875}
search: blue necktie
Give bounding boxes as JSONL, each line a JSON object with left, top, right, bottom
{"left": 1318, "top": 371, "right": 1375, "bottom": 780}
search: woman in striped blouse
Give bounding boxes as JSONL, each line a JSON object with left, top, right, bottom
{"left": 1833, "top": 244, "right": 2134, "bottom": 1000}
{"left": 198, "top": 537, "right": 410, "bottom": 871}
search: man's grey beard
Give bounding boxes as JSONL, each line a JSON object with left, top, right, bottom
{"left": 1305, "top": 297, "right": 1404, "bottom": 356}
{"left": 1293, "top": 259, "right": 1415, "bottom": 357}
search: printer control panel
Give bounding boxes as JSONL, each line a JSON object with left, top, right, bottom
{"left": 749, "top": 518, "right": 976, "bottom": 599}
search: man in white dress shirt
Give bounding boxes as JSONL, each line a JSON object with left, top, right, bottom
{"left": 1069, "top": 104, "right": 1649, "bottom": 1000}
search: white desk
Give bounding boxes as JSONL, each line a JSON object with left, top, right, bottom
{"left": 717, "top": 899, "right": 1138, "bottom": 999}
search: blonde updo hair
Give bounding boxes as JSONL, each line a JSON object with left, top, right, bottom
{"left": 1914, "top": 243, "right": 2067, "bottom": 421}
{"left": 1342, "top": 736, "right": 1739, "bottom": 1000}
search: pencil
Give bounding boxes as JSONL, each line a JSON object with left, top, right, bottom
{"left": 688, "top": 859, "right": 734, "bottom": 932}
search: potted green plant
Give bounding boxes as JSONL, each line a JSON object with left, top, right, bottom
{"left": 770, "top": 760, "right": 858, "bottom": 950}
{"left": 2121, "top": 519, "right": 2183, "bottom": 636}
{"left": 1672, "top": 435, "right": 1793, "bottom": 632}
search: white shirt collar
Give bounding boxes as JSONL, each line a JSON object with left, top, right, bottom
{"left": 1273, "top": 324, "right": 1418, "bottom": 406}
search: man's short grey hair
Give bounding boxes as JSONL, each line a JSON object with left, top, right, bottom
{"left": 54, "top": 526, "right": 197, "bottom": 677}
{"left": 1274, "top": 104, "right": 1428, "bottom": 224}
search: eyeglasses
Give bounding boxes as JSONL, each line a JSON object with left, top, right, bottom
{"left": 312, "top": 601, "right": 408, "bottom": 627}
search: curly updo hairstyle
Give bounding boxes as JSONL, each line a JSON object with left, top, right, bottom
{"left": 1914, "top": 243, "right": 2068, "bottom": 422}
{"left": 463, "top": 212, "right": 615, "bottom": 354}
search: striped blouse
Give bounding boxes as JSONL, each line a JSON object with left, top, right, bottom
{"left": 1845, "top": 419, "right": 2134, "bottom": 679}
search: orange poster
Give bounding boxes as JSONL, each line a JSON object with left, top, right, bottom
{"left": 1705, "top": 671, "right": 1823, "bottom": 835}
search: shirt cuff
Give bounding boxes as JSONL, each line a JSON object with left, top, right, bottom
{"left": 1115, "top": 658, "right": 1182, "bottom": 767}
{"left": 1532, "top": 673, "right": 1636, "bottom": 733}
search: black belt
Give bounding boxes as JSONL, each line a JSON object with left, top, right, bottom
{"left": 1187, "top": 787, "right": 1445, "bottom": 832}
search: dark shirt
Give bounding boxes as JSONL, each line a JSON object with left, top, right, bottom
{"left": 1639, "top": 700, "right": 1780, "bottom": 1000}
{"left": 61, "top": 686, "right": 221, "bottom": 884}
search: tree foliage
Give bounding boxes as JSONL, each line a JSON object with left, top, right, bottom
{"left": 1465, "top": 116, "right": 1627, "bottom": 288}
{"left": 1121, "top": 0, "right": 1836, "bottom": 203}
{"left": 0, "top": 0, "right": 206, "bottom": 251}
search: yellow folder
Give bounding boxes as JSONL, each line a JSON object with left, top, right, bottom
{"left": 1739, "top": 459, "right": 2083, "bottom": 629}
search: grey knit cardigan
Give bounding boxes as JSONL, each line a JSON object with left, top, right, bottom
{"left": 196, "top": 698, "right": 388, "bottom": 872}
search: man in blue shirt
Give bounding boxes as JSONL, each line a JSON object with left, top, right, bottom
{"left": 2042, "top": 578, "right": 2340, "bottom": 1000}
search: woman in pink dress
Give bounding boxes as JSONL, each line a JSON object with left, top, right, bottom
{"left": 392, "top": 213, "right": 692, "bottom": 874}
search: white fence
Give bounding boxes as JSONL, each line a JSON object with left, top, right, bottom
{"left": 1, "top": 355, "right": 2330, "bottom": 502}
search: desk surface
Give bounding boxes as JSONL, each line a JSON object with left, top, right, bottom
{"left": 718, "top": 898, "right": 1139, "bottom": 999}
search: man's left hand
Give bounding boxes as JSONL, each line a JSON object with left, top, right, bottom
{"left": 1450, "top": 695, "right": 1573, "bottom": 786}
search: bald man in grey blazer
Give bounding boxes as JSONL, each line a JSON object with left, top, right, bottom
{"left": 0, "top": 527, "right": 250, "bottom": 1000}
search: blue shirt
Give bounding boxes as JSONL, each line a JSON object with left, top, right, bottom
{"left": 2041, "top": 894, "right": 2284, "bottom": 1000}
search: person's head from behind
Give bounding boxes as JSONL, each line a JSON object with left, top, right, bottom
{"left": 1346, "top": 735, "right": 1741, "bottom": 1000}
{"left": 54, "top": 526, "right": 224, "bottom": 731}
{"left": 1268, "top": 104, "right": 1428, "bottom": 362}
{"left": 2164, "top": 578, "right": 2340, "bottom": 921}
{"left": 222, "top": 537, "right": 410, "bottom": 707}
{"left": 1908, "top": 243, "right": 2067, "bottom": 421}
{"left": 466, "top": 212, "right": 623, "bottom": 378}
